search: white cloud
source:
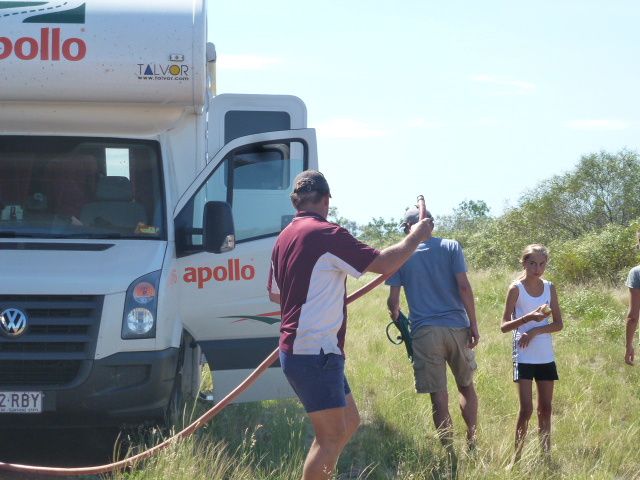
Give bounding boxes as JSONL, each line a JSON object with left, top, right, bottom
{"left": 566, "top": 119, "right": 630, "bottom": 131}
{"left": 315, "top": 118, "right": 387, "bottom": 139}
{"left": 406, "top": 117, "right": 444, "bottom": 129}
{"left": 471, "top": 74, "right": 536, "bottom": 95}
{"left": 216, "top": 54, "right": 283, "bottom": 71}
{"left": 474, "top": 116, "right": 499, "bottom": 127}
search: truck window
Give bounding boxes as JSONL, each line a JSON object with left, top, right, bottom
{"left": 223, "top": 149, "right": 290, "bottom": 190}
{"left": 105, "top": 148, "right": 130, "bottom": 179}
{"left": 0, "top": 136, "right": 165, "bottom": 240}
{"left": 175, "top": 140, "right": 305, "bottom": 254}
{"left": 224, "top": 111, "right": 291, "bottom": 144}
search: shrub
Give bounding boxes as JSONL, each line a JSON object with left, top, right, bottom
{"left": 550, "top": 221, "right": 640, "bottom": 285}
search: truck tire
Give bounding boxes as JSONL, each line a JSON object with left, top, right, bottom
{"left": 163, "top": 338, "right": 186, "bottom": 430}
{"left": 163, "top": 332, "right": 200, "bottom": 430}
{"left": 180, "top": 332, "right": 202, "bottom": 400}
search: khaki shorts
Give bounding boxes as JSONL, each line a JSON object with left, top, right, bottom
{"left": 411, "top": 325, "right": 477, "bottom": 393}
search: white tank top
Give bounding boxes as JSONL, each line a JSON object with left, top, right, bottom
{"left": 512, "top": 280, "right": 555, "bottom": 364}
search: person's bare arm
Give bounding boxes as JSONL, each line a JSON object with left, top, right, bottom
{"left": 267, "top": 265, "right": 280, "bottom": 305}
{"left": 456, "top": 271, "right": 480, "bottom": 348}
{"left": 501, "top": 285, "right": 548, "bottom": 333}
{"left": 365, "top": 219, "right": 431, "bottom": 275}
{"left": 625, "top": 288, "right": 640, "bottom": 365}
{"left": 269, "top": 292, "right": 281, "bottom": 304}
{"left": 387, "top": 286, "right": 401, "bottom": 321}
{"left": 500, "top": 285, "right": 521, "bottom": 333}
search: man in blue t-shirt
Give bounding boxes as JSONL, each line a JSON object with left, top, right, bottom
{"left": 386, "top": 204, "right": 480, "bottom": 451}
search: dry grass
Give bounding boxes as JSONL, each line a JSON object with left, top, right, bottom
{"left": 113, "top": 270, "right": 640, "bottom": 479}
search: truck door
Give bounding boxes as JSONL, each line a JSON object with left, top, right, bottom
{"left": 174, "top": 129, "right": 317, "bottom": 403}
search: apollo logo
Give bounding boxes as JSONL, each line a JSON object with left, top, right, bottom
{"left": 0, "top": 27, "right": 86, "bottom": 61}
{"left": 0, "top": 1, "right": 87, "bottom": 61}
{"left": 184, "top": 259, "right": 256, "bottom": 289}
{"left": 0, "top": 2, "right": 86, "bottom": 24}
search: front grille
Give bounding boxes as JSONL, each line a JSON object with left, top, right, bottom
{"left": 0, "top": 360, "right": 81, "bottom": 385}
{"left": 0, "top": 343, "right": 85, "bottom": 353}
{"left": 0, "top": 295, "right": 103, "bottom": 387}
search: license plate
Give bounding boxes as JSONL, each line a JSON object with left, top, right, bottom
{"left": 0, "top": 391, "right": 43, "bottom": 413}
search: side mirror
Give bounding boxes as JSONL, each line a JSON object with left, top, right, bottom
{"left": 202, "top": 201, "right": 235, "bottom": 253}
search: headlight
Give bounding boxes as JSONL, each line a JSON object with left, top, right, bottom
{"left": 122, "top": 271, "right": 160, "bottom": 339}
{"left": 126, "top": 308, "right": 155, "bottom": 335}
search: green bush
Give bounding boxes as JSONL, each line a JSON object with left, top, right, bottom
{"left": 333, "top": 150, "right": 640, "bottom": 287}
{"left": 550, "top": 221, "right": 640, "bottom": 284}
{"left": 452, "top": 213, "right": 640, "bottom": 288}
{"left": 461, "top": 210, "right": 546, "bottom": 271}
{"left": 440, "top": 150, "right": 640, "bottom": 285}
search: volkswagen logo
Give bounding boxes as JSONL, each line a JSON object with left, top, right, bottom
{"left": 0, "top": 308, "right": 28, "bottom": 338}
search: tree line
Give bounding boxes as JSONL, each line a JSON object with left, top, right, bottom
{"left": 330, "top": 149, "right": 640, "bottom": 284}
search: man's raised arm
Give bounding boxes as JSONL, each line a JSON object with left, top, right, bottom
{"left": 365, "top": 219, "right": 431, "bottom": 275}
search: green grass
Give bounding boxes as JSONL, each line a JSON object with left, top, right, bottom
{"left": 114, "top": 270, "right": 640, "bottom": 479}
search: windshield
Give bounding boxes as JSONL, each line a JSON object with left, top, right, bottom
{"left": 0, "top": 137, "right": 165, "bottom": 240}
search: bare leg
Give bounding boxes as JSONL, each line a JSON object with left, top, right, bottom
{"left": 514, "top": 380, "right": 533, "bottom": 462}
{"left": 536, "top": 381, "right": 554, "bottom": 455}
{"left": 302, "top": 394, "right": 360, "bottom": 480}
{"left": 338, "top": 394, "right": 361, "bottom": 449}
{"left": 456, "top": 383, "right": 478, "bottom": 447}
{"left": 430, "top": 390, "right": 454, "bottom": 450}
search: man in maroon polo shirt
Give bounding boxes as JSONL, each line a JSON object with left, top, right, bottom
{"left": 268, "top": 170, "right": 431, "bottom": 480}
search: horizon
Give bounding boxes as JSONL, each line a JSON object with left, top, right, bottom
{"left": 208, "top": 1, "right": 640, "bottom": 224}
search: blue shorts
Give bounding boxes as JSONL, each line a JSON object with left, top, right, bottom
{"left": 279, "top": 350, "right": 351, "bottom": 413}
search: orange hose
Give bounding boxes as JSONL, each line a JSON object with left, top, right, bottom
{"left": 0, "top": 272, "right": 388, "bottom": 476}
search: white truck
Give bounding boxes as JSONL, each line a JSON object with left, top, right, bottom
{"left": 0, "top": 0, "right": 314, "bottom": 426}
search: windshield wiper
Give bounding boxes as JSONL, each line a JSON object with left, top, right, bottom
{"left": 83, "top": 233, "right": 129, "bottom": 239}
{"left": 0, "top": 232, "right": 41, "bottom": 238}
{"left": 0, "top": 231, "right": 156, "bottom": 240}
{"left": 66, "top": 233, "right": 153, "bottom": 240}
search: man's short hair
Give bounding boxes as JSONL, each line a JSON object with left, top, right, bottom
{"left": 290, "top": 170, "right": 331, "bottom": 209}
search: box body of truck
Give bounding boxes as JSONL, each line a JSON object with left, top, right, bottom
{"left": 0, "top": 0, "right": 314, "bottom": 425}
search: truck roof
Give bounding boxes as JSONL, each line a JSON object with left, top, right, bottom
{"left": 0, "top": 0, "right": 206, "bottom": 108}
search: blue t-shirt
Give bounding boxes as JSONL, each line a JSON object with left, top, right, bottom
{"left": 627, "top": 266, "right": 640, "bottom": 289}
{"left": 385, "top": 237, "right": 469, "bottom": 331}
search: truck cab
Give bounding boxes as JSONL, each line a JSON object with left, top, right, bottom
{"left": 0, "top": 0, "right": 314, "bottom": 425}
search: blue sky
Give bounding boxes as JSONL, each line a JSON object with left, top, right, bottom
{"left": 208, "top": 0, "right": 640, "bottom": 224}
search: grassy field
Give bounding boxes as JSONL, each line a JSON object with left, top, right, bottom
{"left": 115, "top": 270, "right": 640, "bottom": 479}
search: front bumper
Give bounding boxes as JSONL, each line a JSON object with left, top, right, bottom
{"left": 0, "top": 348, "right": 179, "bottom": 427}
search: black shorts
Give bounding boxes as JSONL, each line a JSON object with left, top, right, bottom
{"left": 513, "top": 361, "right": 558, "bottom": 382}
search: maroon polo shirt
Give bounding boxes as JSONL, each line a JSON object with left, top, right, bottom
{"left": 268, "top": 211, "right": 379, "bottom": 355}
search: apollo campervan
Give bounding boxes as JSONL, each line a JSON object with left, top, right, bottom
{"left": 0, "top": 0, "right": 316, "bottom": 426}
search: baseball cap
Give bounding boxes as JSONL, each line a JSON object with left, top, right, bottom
{"left": 401, "top": 207, "right": 420, "bottom": 227}
{"left": 401, "top": 206, "right": 435, "bottom": 228}
{"left": 292, "top": 170, "right": 331, "bottom": 196}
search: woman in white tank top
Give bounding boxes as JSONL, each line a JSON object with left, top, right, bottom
{"left": 500, "top": 244, "right": 564, "bottom": 462}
